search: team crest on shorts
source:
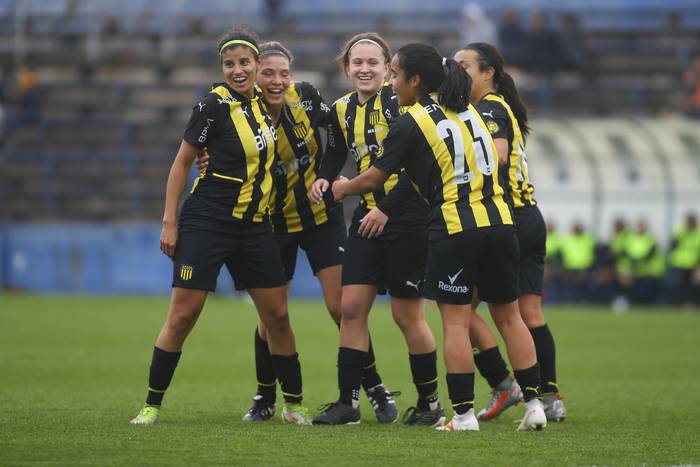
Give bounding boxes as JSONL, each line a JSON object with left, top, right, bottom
{"left": 293, "top": 122, "right": 308, "bottom": 140}
{"left": 180, "top": 265, "right": 193, "bottom": 281}
{"left": 486, "top": 120, "right": 499, "bottom": 135}
{"left": 369, "top": 110, "right": 380, "bottom": 126}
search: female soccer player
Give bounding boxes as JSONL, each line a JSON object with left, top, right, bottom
{"left": 230, "top": 41, "right": 394, "bottom": 423}
{"left": 129, "top": 29, "right": 310, "bottom": 426}
{"left": 309, "top": 33, "right": 444, "bottom": 426}
{"left": 332, "top": 43, "right": 547, "bottom": 431}
{"left": 453, "top": 43, "right": 566, "bottom": 422}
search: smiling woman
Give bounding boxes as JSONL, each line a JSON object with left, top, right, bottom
{"left": 128, "top": 28, "right": 312, "bottom": 427}
{"left": 310, "top": 33, "right": 444, "bottom": 428}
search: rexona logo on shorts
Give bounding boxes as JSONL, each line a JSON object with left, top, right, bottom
{"left": 438, "top": 268, "right": 469, "bottom": 293}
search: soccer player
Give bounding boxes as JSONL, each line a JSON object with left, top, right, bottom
{"left": 223, "top": 41, "right": 392, "bottom": 423}
{"left": 454, "top": 43, "right": 566, "bottom": 422}
{"left": 309, "top": 33, "right": 444, "bottom": 426}
{"left": 332, "top": 43, "right": 547, "bottom": 431}
{"left": 129, "top": 29, "right": 310, "bottom": 426}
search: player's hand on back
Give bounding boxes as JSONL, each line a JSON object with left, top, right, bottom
{"left": 195, "top": 150, "right": 210, "bottom": 175}
{"left": 358, "top": 207, "right": 388, "bottom": 239}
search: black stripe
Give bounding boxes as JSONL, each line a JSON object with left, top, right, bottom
{"left": 343, "top": 94, "right": 365, "bottom": 209}
{"left": 242, "top": 100, "right": 272, "bottom": 222}
{"left": 364, "top": 93, "right": 386, "bottom": 204}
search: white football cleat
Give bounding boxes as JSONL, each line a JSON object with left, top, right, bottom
{"left": 516, "top": 399, "right": 547, "bottom": 431}
{"left": 436, "top": 408, "right": 479, "bottom": 432}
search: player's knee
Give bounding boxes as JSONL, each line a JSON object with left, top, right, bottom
{"left": 260, "top": 305, "right": 290, "bottom": 330}
{"left": 340, "top": 299, "right": 367, "bottom": 325}
{"left": 167, "top": 308, "right": 199, "bottom": 338}
{"left": 391, "top": 308, "right": 415, "bottom": 333}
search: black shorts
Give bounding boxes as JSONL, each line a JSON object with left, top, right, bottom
{"left": 341, "top": 219, "right": 427, "bottom": 299}
{"left": 424, "top": 225, "right": 520, "bottom": 305}
{"left": 172, "top": 197, "right": 286, "bottom": 292}
{"left": 514, "top": 206, "right": 546, "bottom": 296}
{"left": 275, "top": 207, "right": 347, "bottom": 281}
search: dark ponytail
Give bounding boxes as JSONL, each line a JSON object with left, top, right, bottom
{"left": 397, "top": 43, "right": 471, "bottom": 113}
{"left": 464, "top": 42, "right": 530, "bottom": 138}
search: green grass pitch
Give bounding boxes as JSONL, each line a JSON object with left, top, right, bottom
{"left": 1, "top": 294, "right": 699, "bottom": 466}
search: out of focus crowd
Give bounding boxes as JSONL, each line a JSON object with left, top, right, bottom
{"left": 545, "top": 214, "right": 700, "bottom": 307}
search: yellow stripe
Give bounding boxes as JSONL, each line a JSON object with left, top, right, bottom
{"left": 190, "top": 175, "right": 203, "bottom": 194}
{"left": 258, "top": 381, "right": 277, "bottom": 387}
{"left": 451, "top": 400, "right": 474, "bottom": 407}
{"left": 410, "top": 104, "right": 462, "bottom": 234}
{"left": 363, "top": 361, "right": 376, "bottom": 370}
{"left": 416, "top": 377, "right": 438, "bottom": 386}
{"left": 281, "top": 391, "right": 303, "bottom": 398}
{"left": 148, "top": 387, "right": 166, "bottom": 394}
{"left": 483, "top": 94, "right": 534, "bottom": 208}
{"left": 212, "top": 172, "right": 244, "bottom": 183}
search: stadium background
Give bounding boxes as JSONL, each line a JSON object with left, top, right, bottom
{"left": 0, "top": 0, "right": 699, "bottom": 302}
{"left": 2, "top": 2, "right": 700, "bottom": 466}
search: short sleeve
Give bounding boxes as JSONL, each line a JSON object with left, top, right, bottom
{"left": 298, "top": 81, "right": 333, "bottom": 128}
{"left": 317, "top": 105, "right": 348, "bottom": 181}
{"left": 379, "top": 85, "right": 400, "bottom": 122}
{"left": 477, "top": 100, "right": 509, "bottom": 141}
{"left": 183, "top": 94, "right": 221, "bottom": 149}
{"left": 373, "top": 113, "right": 415, "bottom": 174}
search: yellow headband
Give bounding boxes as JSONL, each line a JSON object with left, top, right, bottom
{"left": 219, "top": 39, "right": 259, "bottom": 56}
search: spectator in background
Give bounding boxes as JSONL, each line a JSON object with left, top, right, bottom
{"left": 9, "top": 66, "right": 40, "bottom": 126}
{"left": 265, "top": 0, "right": 284, "bottom": 29}
{"left": 460, "top": 3, "right": 497, "bottom": 48}
{"left": 543, "top": 219, "right": 563, "bottom": 302}
{"left": 617, "top": 219, "right": 664, "bottom": 304}
{"left": 526, "top": 12, "right": 563, "bottom": 77}
{"left": 557, "top": 14, "right": 589, "bottom": 74}
{"left": 684, "top": 51, "right": 700, "bottom": 118}
{"left": 497, "top": 10, "right": 527, "bottom": 68}
{"left": 559, "top": 222, "right": 596, "bottom": 302}
{"left": 664, "top": 214, "right": 700, "bottom": 305}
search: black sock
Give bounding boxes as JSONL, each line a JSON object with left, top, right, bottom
{"left": 529, "top": 324, "right": 558, "bottom": 394}
{"left": 474, "top": 346, "right": 510, "bottom": 389}
{"left": 270, "top": 353, "right": 302, "bottom": 404}
{"left": 361, "top": 335, "right": 382, "bottom": 391}
{"left": 514, "top": 363, "right": 541, "bottom": 402}
{"left": 254, "top": 328, "right": 277, "bottom": 403}
{"left": 409, "top": 350, "right": 438, "bottom": 410}
{"left": 338, "top": 347, "right": 366, "bottom": 407}
{"left": 446, "top": 372, "right": 474, "bottom": 415}
{"left": 146, "top": 346, "right": 181, "bottom": 406}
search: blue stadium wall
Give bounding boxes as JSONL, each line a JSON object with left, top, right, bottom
{"left": 0, "top": 224, "right": 320, "bottom": 296}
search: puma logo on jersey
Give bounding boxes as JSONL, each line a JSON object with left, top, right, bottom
{"left": 482, "top": 110, "right": 494, "bottom": 118}
{"left": 197, "top": 102, "right": 206, "bottom": 111}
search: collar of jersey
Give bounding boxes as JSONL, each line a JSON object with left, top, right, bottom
{"left": 212, "top": 82, "right": 261, "bottom": 103}
{"left": 354, "top": 83, "right": 390, "bottom": 107}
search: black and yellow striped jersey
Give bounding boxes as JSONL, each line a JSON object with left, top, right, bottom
{"left": 318, "top": 83, "right": 427, "bottom": 226}
{"left": 373, "top": 95, "right": 513, "bottom": 240}
{"left": 478, "top": 93, "right": 536, "bottom": 208}
{"left": 183, "top": 82, "right": 276, "bottom": 223}
{"left": 269, "top": 81, "right": 336, "bottom": 233}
